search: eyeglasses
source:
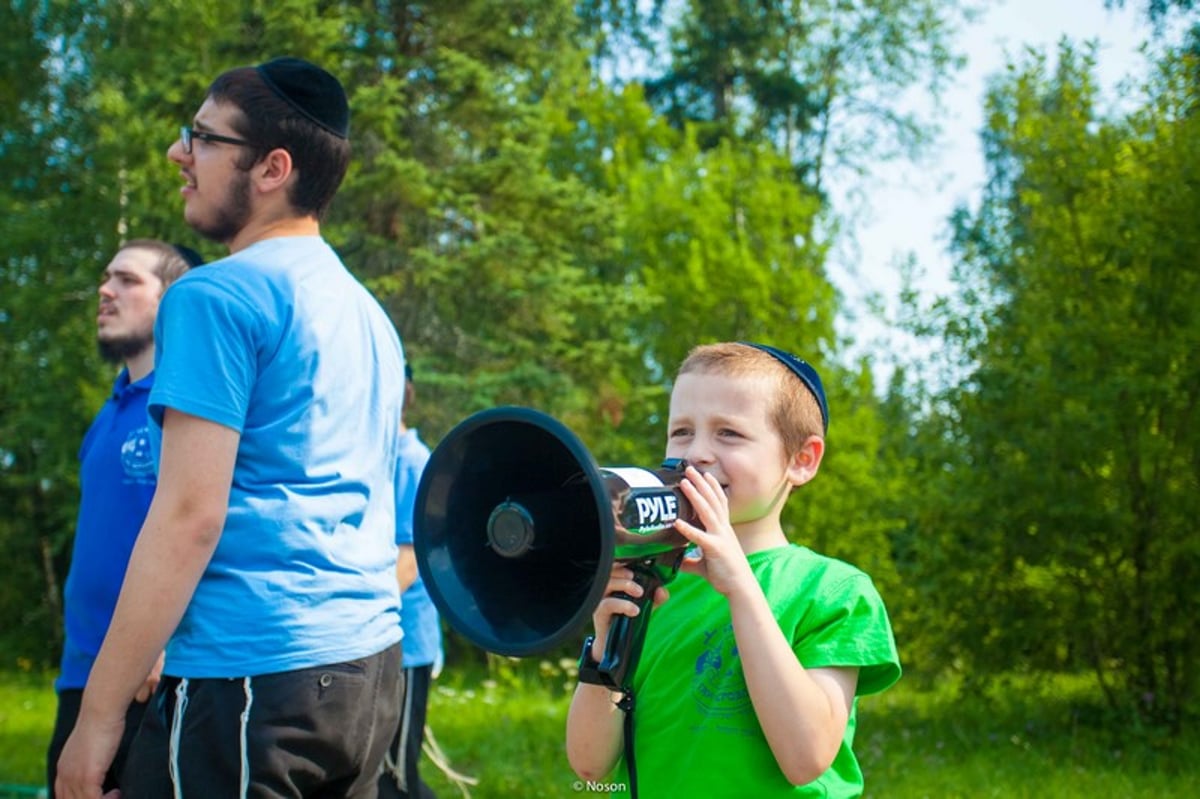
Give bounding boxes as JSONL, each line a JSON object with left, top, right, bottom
{"left": 179, "top": 125, "right": 253, "bottom": 154}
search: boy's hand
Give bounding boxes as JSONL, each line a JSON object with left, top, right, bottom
{"left": 590, "top": 564, "right": 669, "bottom": 661}
{"left": 674, "top": 465, "right": 755, "bottom": 596}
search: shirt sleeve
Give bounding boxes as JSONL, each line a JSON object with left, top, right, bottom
{"left": 149, "top": 275, "right": 261, "bottom": 432}
{"left": 794, "top": 572, "right": 902, "bottom": 697}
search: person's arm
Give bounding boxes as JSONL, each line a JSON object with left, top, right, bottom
{"left": 566, "top": 680, "right": 627, "bottom": 781}
{"left": 396, "top": 544, "right": 418, "bottom": 592}
{"left": 727, "top": 585, "right": 857, "bottom": 783}
{"left": 55, "top": 409, "right": 238, "bottom": 799}
{"left": 675, "top": 467, "right": 856, "bottom": 785}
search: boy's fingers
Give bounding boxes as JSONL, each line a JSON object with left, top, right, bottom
{"left": 598, "top": 594, "right": 641, "bottom": 615}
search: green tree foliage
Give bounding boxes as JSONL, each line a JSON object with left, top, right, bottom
{"left": 329, "top": 1, "right": 645, "bottom": 446}
{"left": 1, "top": 1, "right": 114, "bottom": 661}
{"left": 903, "top": 41, "right": 1200, "bottom": 727}
{"left": 590, "top": 0, "right": 968, "bottom": 195}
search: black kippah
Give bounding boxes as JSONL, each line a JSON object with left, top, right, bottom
{"left": 255, "top": 57, "right": 349, "bottom": 139}
{"left": 172, "top": 243, "right": 205, "bottom": 268}
{"left": 739, "top": 342, "right": 830, "bottom": 434}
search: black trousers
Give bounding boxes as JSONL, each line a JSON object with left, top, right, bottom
{"left": 378, "top": 663, "right": 436, "bottom": 799}
{"left": 122, "top": 644, "right": 402, "bottom": 799}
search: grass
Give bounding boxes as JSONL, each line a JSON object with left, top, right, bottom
{"left": 858, "top": 672, "right": 1199, "bottom": 798}
{"left": 3, "top": 659, "right": 1198, "bottom": 798}
{"left": 0, "top": 664, "right": 54, "bottom": 797}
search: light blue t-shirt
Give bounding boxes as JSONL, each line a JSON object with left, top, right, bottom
{"left": 149, "top": 236, "right": 406, "bottom": 678}
{"left": 395, "top": 428, "right": 442, "bottom": 669}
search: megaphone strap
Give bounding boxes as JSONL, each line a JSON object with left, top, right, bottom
{"left": 623, "top": 692, "right": 641, "bottom": 799}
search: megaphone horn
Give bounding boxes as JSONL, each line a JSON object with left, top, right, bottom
{"left": 413, "top": 406, "right": 694, "bottom": 677}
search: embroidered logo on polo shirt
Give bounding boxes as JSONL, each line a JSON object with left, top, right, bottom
{"left": 121, "top": 425, "right": 156, "bottom": 479}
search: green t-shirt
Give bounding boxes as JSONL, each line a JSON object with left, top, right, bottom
{"left": 610, "top": 544, "right": 901, "bottom": 798}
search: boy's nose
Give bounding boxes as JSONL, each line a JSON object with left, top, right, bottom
{"left": 684, "top": 438, "right": 716, "bottom": 465}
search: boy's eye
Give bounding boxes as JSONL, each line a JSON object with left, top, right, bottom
{"left": 668, "top": 427, "right": 691, "bottom": 438}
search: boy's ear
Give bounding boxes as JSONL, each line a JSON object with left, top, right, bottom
{"left": 786, "top": 435, "right": 825, "bottom": 487}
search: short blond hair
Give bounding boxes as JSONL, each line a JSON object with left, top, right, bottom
{"left": 676, "top": 342, "right": 825, "bottom": 454}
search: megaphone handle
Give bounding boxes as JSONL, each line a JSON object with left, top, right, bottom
{"left": 583, "top": 557, "right": 673, "bottom": 693}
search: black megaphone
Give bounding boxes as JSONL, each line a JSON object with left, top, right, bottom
{"left": 413, "top": 406, "right": 694, "bottom": 692}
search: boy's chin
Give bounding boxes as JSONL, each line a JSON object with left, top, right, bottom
{"left": 729, "top": 496, "right": 791, "bottom": 527}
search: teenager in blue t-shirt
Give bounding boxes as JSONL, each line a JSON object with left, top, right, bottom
{"left": 55, "top": 58, "right": 408, "bottom": 799}
{"left": 46, "top": 239, "right": 195, "bottom": 797}
{"left": 382, "top": 365, "right": 443, "bottom": 799}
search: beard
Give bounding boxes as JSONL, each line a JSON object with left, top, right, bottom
{"left": 97, "top": 328, "right": 154, "bottom": 365}
{"left": 189, "top": 169, "right": 253, "bottom": 244}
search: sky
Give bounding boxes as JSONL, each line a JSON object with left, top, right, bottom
{"left": 830, "top": 0, "right": 1160, "bottom": 377}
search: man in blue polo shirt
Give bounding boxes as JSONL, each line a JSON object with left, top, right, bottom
{"left": 46, "top": 239, "right": 197, "bottom": 797}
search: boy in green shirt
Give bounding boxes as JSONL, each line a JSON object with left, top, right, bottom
{"left": 566, "top": 341, "right": 901, "bottom": 798}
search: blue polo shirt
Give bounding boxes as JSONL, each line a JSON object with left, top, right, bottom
{"left": 57, "top": 369, "right": 157, "bottom": 691}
